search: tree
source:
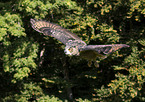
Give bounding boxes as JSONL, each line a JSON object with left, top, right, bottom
{"left": 0, "top": 0, "right": 145, "bottom": 102}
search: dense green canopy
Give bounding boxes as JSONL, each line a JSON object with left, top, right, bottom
{"left": 0, "top": 0, "right": 145, "bottom": 101}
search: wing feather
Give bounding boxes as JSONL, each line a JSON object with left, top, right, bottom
{"left": 80, "top": 44, "right": 129, "bottom": 54}
{"left": 30, "top": 19, "right": 82, "bottom": 45}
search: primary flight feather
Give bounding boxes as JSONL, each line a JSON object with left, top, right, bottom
{"left": 30, "top": 19, "right": 129, "bottom": 67}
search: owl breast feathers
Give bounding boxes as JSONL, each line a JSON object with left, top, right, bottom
{"left": 30, "top": 19, "right": 129, "bottom": 67}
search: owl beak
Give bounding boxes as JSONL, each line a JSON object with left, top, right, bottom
{"left": 64, "top": 49, "right": 71, "bottom": 55}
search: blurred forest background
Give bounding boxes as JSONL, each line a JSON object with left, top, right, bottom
{"left": 0, "top": 0, "right": 145, "bottom": 102}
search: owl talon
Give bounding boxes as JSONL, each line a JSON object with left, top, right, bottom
{"left": 94, "top": 61, "right": 99, "bottom": 68}
{"left": 88, "top": 61, "right": 92, "bottom": 67}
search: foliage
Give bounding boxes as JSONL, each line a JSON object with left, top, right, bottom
{"left": 0, "top": 0, "right": 145, "bottom": 102}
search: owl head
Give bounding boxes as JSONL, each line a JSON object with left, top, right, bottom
{"left": 64, "top": 46, "right": 79, "bottom": 56}
{"left": 64, "top": 40, "right": 86, "bottom": 56}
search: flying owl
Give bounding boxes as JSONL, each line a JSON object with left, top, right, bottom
{"left": 30, "top": 19, "right": 129, "bottom": 67}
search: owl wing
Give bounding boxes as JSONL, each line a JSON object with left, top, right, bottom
{"left": 80, "top": 44, "right": 129, "bottom": 54}
{"left": 30, "top": 19, "right": 82, "bottom": 45}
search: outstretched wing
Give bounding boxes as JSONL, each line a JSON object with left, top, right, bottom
{"left": 30, "top": 19, "right": 82, "bottom": 45}
{"left": 80, "top": 44, "right": 129, "bottom": 55}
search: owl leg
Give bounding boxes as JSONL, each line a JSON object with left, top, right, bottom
{"left": 100, "top": 55, "right": 107, "bottom": 59}
{"left": 94, "top": 61, "right": 99, "bottom": 68}
{"left": 87, "top": 61, "right": 92, "bottom": 67}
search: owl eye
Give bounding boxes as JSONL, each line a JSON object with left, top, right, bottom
{"left": 68, "top": 48, "right": 73, "bottom": 52}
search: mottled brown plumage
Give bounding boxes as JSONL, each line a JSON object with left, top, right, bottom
{"left": 30, "top": 18, "right": 129, "bottom": 67}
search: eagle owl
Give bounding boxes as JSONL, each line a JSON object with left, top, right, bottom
{"left": 30, "top": 19, "right": 129, "bottom": 67}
